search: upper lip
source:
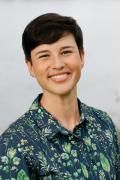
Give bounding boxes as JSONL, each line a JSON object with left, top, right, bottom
{"left": 48, "top": 72, "right": 70, "bottom": 78}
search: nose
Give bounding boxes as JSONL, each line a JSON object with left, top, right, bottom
{"left": 51, "top": 55, "right": 65, "bottom": 69}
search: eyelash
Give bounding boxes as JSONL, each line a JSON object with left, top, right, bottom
{"left": 61, "top": 50, "right": 72, "bottom": 55}
{"left": 38, "top": 50, "right": 72, "bottom": 59}
{"left": 39, "top": 54, "right": 49, "bottom": 58}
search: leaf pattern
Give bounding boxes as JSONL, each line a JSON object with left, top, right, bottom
{"left": 7, "top": 148, "right": 16, "bottom": 159}
{"left": 100, "top": 153, "right": 110, "bottom": 172}
{"left": 99, "top": 170, "right": 106, "bottom": 180}
{"left": 80, "top": 163, "right": 89, "bottom": 178}
{"left": 104, "top": 130, "right": 113, "bottom": 143}
{"left": 17, "top": 169, "right": 29, "bottom": 180}
{"left": 62, "top": 143, "right": 71, "bottom": 153}
{"left": 0, "top": 93, "right": 120, "bottom": 179}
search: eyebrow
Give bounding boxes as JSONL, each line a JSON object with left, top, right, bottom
{"left": 35, "top": 46, "right": 75, "bottom": 56}
{"left": 36, "top": 50, "right": 49, "bottom": 56}
{"left": 60, "top": 46, "right": 75, "bottom": 50}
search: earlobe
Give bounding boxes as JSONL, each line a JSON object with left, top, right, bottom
{"left": 25, "top": 60, "right": 35, "bottom": 77}
{"left": 80, "top": 50, "right": 85, "bottom": 68}
{"left": 81, "top": 56, "right": 85, "bottom": 68}
{"left": 30, "top": 72, "right": 35, "bottom": 78}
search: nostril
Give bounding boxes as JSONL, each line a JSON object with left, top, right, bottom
{"left": 67, "top": 72, "right": 70, "bottom": 75}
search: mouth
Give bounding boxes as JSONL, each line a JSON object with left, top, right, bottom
{"left": 48, "top": 72, "right": 71, "bottom": 82}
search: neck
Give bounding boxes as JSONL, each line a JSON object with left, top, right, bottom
{"left": 40, "top": 89, "right": 80, "bottom": 132}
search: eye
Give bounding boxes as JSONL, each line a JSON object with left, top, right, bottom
{"left": 61, "top": 50, "right": 72, "bottom": 55}
{"left": 39, "top": 54, "right": 49, "bottom": 59}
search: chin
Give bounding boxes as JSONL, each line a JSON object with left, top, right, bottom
{"left": 51, "top": 87, "right": 76, "bottom": 96}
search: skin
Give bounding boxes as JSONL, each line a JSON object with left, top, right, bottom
{"left": 26, "top": 33, "right": 84, "bottom": 131}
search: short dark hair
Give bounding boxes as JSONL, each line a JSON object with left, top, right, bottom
{"left": 22, "top": 13, "right": 83, "bottom": 61}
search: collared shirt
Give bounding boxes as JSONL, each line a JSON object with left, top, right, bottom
{"left": 0, "top": 93, "right": 120, "bottom": 180}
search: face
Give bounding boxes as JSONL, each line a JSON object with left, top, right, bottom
{"left": 26, "top": 33, "right": 84, "bottom": 97}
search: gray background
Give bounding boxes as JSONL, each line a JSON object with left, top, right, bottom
{"left": 0, "top": 0, "right": 120, "bottom": 134}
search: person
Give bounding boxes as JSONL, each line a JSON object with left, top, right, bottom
{"left": 0, "top": 13, "right": 120, "bottom": 180}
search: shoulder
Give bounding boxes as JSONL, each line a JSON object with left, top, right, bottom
{"left": 0, "top": 108, "right": 42, "bottom": 169}
{"left": 81, "top": 102, "right": 116, "bottom": 132}
{"left": 81, "top": 102, "right": 120, "bottom": 147}
{"left": 81, "top": 103, "right": 119, "bottom": 141}
{"left": 0, "top": 110, "right": 37, "bottom": 178}
{"left": 81, "top": 102, "right": 120, "bottom": 145}
{"left": 0, "top": 109, "right": 39, "bottom": 150}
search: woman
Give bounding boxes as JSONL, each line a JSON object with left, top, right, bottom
{"left": 0, "top": 13, "right": 120, "bottom": 179}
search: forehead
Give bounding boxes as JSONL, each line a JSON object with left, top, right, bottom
{"left": 31, "top": 33, "right": 77, "bottom": 55}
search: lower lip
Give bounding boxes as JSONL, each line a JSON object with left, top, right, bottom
{"left": 48, "top": 73, "right": 71, "bottom": 83}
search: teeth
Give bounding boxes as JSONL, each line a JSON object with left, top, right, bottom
{"left": 52, "top": 73, "right": 67, "bottom": 78}
{"left": 50, "top": 73, "right": 69, "bottom": 81}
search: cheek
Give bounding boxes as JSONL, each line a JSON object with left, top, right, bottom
{"left": 33, "top": 63, "right": 46, "bottom": 76}
{"left": 68, "top": 56, "right": 81, "bottom": 70}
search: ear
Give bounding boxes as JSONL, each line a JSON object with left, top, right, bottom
{"left": 80, "top": 49, "right": 85, "bottom": 68}
{"left": 25, "top": 60, "right": 35, "bottom": 77}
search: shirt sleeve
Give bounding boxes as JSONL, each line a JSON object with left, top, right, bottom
{"left": 106, "top": 113, "right": 120, "bottom": 179}
{"left": 115, "top": 128, "right": 120, "bottom": 179}
{"left": 0, "top": 132, "right": 30, "bottom": 179}
{"left": 97, "top": 110, "right": 120, "bottom": 179}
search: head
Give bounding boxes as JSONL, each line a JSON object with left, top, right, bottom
{"left": 22, "top": 13, "right": 85, "bottom": 97}
{"left": 22, "top": 13, "right": 84, "bottom": 62}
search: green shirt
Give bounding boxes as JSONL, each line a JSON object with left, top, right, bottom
{"left": 0, "top": 93, "right": 120, "bottom": 179}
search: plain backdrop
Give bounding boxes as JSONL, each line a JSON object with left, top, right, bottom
{"left": 0, "top": 0, "right": 120, "bottom": 134}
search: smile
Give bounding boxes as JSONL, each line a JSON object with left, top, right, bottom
{"left": 48, "top": 73, "right": 71, "bottom": 82}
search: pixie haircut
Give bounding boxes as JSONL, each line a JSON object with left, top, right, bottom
{"left": 22, "top": 13, "right": 83, "bottom": 61}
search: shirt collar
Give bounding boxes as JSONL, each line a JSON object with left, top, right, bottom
{"left": 29, "top": 94, "right": 69, "bottom": 139}
{"left": 29, "top": 93, "right": 92, "bottom": 140}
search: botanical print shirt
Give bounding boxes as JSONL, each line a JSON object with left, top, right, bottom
{"left": 0, "top": 93, "right": 120, "bottom": 180}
